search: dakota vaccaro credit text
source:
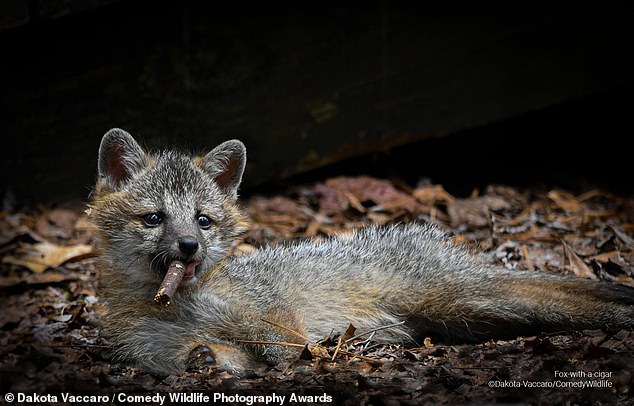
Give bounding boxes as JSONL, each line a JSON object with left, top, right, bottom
{"left": 3, "top": 392, "right": 333, "bottom": 405}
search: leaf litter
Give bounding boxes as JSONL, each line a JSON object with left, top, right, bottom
{"left": 1, "top": 179, "right": 633, "bottom": 404}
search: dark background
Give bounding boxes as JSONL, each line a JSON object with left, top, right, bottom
{"left": 1, "top": 1, "right": 633, "bottom": 205}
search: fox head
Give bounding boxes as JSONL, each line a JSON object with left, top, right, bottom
{"left": 90, "top": 128, "right": 247, "bottom": 293}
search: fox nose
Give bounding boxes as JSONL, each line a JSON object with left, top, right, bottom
{"left": 178, "top": 236, "right": 199, "bottom": 256}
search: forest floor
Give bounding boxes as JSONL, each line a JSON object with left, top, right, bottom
{"left": 1, "top": 176, "right": 633, "bottom": 405}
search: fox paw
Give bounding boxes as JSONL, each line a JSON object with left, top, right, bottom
{"left": 187, "top": 345, "right": 217, "bottom": 371}
{"left": 186, "top": 343, "right": 253, "bottom": 376}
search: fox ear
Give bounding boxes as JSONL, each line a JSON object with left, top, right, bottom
{"left": 203, "top": 139, "right": 246, "bottom": 198}
{"left": 98, "top": 128, "right": 146, "bottom": 190}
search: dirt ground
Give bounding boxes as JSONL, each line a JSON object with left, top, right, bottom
{"left": 1, "top": 176, "right": 633, "bottom": 405}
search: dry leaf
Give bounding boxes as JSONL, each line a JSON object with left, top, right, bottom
{"left": 0, "top": 308, "right": 25, "bottom": 328}
{"left": 343, "top": 324, "right": 357, "bottom": 341}
{"left": 2, "top": 241, "right": 94, "bottom": 273}
{"left": 611, "top": 226, "right": 634, "bottom": 248}
{"left": 562, "top": 240, "right": 597, "bottom": 280}
{"left": 412, "top": 184, "right": 455, "bottom": 205}
{"left": 447, "top": 196, "right": 511, "bottom": 228}
{"left": 0, "top": 272, "right": 81, "bottom": 288}
{"left": 588, "top": 251, "right": 621, "bottom": 263}
{"left": 547, "top": 190, "right": 583, "bottom": 213}
{"left": 52, "top": 313, "right": 73, "bottom": 322}
{"left": 36, "top": 208, "right": 78, "bottom": 240}
{"left": 315, "top": 176, "right": 425, "bottom": 214}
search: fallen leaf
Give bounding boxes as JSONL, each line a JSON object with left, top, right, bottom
{"left": 343, "top": 324, "right": 357, "bottom": 341}
{"left": 412, "top": 185, "right": 455, "bottom": 205}
{"left": 0, "top": 272, "right": 81, "bottom": 288}
{"left": 314, "top": 176, "right": 425, "bottom": 215}
{"left": 36, "top": 208, "right": 79, "bottom": 240}
{"left": 562, "top": 240, "right": 597, "bottom": 280}
{"left": 523, "top": 334, "right": 556, "bottom": 354}
{"left": 588, "top": 251, "right": 621, "bottom": 263}
{"left": 547, "top": 190, "right": 583, "bottom": 213}
{"left": 343, "top": 191, "right": 366, "bottom": 213}
{"left": 2, "top": 241, "right": 94, "bottom": 273}
{"left": 611, "top": 226, "right": 634, "bottom": 248}
{"left": 581, "top": 343, "right": 615, "bottom": 359}
{"left": 52, "top": 314, "right": 73, "bottom": 322}
{"left": 447, "top": 196, "right": 511, "bottom": 228}
{"left": 0, "top": 308, "right": 25, "bottom": 328}
{"left": 366, "top": 212, "right": 394, "bottom": 225}
{"left": 304, "top": 220, "right": 321, "bottom": 237}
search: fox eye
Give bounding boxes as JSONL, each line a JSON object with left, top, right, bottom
{"left": 142, "top": 213, "right": 163, "bottom": 227}
{"left": 197, "top": 214, "right": 212, "bottom": 230}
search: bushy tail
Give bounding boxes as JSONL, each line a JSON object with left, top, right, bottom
{"left": 292, "top": 224, "right": 634, "bottom": 345}
{"left": 404, "top": 271, "right": 634, "bottom": 343}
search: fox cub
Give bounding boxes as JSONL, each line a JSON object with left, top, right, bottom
{"left": 90, "top": 128, "right": 633, "bottom": 375}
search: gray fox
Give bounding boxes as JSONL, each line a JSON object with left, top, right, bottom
{"left": 89, "top": 128, "right": 634, "bottom": 375}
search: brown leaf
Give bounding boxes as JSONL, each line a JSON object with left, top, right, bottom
{"left": 304, "top": 220, "right": 321, "bottom": 237}
{"left": 36, "top": 208, "right": 79, "bottom": 240}
{"left": 366, "top": 212, "right": 396, "bottom": 226}
{"left": 3, "top": 241, "right": 94, "bottom": 273}
{"left": 581, "top": 343, "right": 615, "bottom": 359}
{"left": 0, "top": 272, "right": 81, "bottom": 288}
{"left": 343, "top": 324, "right": 357, "bottom": 341}
{"left": 611, "top": 226, "right": 634, "bottom": 248}
{"left": 524, "top": 334, "right": 556, "bottom": 354}
{"left": 306, "top": 343, "right": 330, "bottom": 360}
{"left": 314, "top": 176, "right": 424, "bottom": 215}
{"left": 0, "top": 307, "right": 25, "bottom": 328}
{"left": 412, "top": 185, "right": 455, "bottom": 205}
{"left": 588, "top": 250, "right": 620, "bottom": 263}
{"left": 447, "top": 196, "right": 511, "bottom": 228}
{"left": 342, "top": 191, "right": 366, "bottom": 213}
{"left": 299, "top": 344, "right": 313, "bottom": 360}
{"left": 311, "top": 183, "right": 349, "bottom": 215}
{"left": 547, "top": 190, "right": 583, "bottom": 213}
{"left": 562, "top": 240, "right": 597, "bottom": 280}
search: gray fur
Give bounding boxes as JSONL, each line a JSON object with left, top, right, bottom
{"left": 91, "top": 129, "right": 634, "bottom": 376}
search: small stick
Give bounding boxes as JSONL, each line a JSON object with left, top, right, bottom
{"left": 331, "top": 336, "right": 345, "bottom": 361}
{"left": 360, "top": 331, "right": 377, "bottom": 352}
{"left": 154, "top": 260, "right": 185, "bottom": 307}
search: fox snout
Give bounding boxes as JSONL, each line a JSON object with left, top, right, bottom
{"left": 177, "top": 235, "right": 199, "bottom": 256}
{"left": 167, "top": 232, "right": 204, "bottom": 264}
{"left": 147, "top": 229, "right": 206, "bottom": 283}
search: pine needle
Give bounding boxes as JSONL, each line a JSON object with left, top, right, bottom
{"left": 335, "top": 348, "right": 383, "bottom": 365}
{"left": 260, "top": 318, "right": 312, "bottom": 342}
{"left": 236, "top": 339, "right": 306, "bottom": 348}
{"left": 240, "top": 319, "right": 395, "bottom": 366}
